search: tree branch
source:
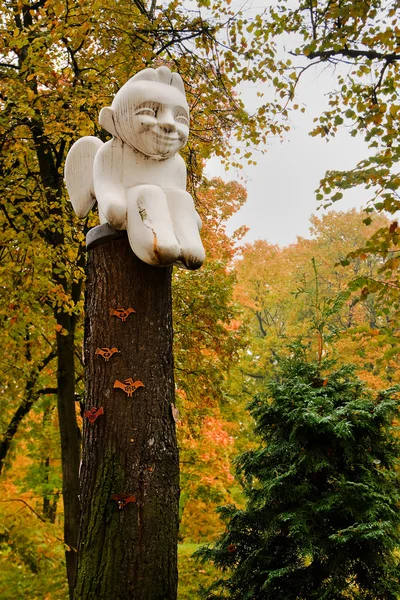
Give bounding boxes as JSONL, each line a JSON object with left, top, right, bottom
{"left": 0, "top": 352, "right": 57, "bottom": 476}
{"left": 0, "top": 62, "right": 19, "bottom": 70}
{"left": 307, "top": 48, "right": 400, "bottom": 62}
{"left": 1, "top": 498, "right": 66, "bottom": 543}
{"left": 2, "top": 498, "right": 46, "bottom": 523}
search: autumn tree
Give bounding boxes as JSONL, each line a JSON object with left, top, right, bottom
{"left": 174, "top": 178, "right": 248, "bottom": 542}
{"left": 230, "top": 210, "right": 394, "bottom": 398}
{"left": 263, "top": 0, "right": 400, "bottom": 322}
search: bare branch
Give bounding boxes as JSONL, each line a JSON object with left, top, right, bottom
{"left": 307, "top": 48, "right": 400, "bottom": 62}
{"left": 0, "top": 62, "right": 19, "bottom": 70}
{"left": 2, "top": 498, "right": 46, "bottom": 523}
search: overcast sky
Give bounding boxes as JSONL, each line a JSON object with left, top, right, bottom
{"left": 206, "top": 64, "right": 369, "bottom": 248}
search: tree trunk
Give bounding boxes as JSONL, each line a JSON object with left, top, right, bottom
{"left": 56, "top": 316, "right": 81, "bottom": 596}
{"left": 74, "top": 235, "right": 179, "bottom": 600}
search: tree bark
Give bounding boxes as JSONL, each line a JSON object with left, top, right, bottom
{"left": 74, "top": 236, "right": 179, "bottom": 600}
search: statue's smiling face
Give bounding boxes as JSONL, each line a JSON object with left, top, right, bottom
{"left": 113, "top": 81, "right": 189, "bottom": 159}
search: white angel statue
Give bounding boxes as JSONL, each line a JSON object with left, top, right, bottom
{"left": 64, "top": 66, "right": 205, "bottom": 270}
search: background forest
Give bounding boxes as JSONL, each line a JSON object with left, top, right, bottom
{"left": 1, "top": 0, "right": 400, "bottom": 598}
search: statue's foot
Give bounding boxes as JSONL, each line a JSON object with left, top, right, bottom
{"left": 166, "top": 189, "right": 205, "bottom": 270}
{"left": 127, "top": 185, "right": 180, "bottom": 266}
{"left": 177, "top": 240, "right": 205, "bottom": 270}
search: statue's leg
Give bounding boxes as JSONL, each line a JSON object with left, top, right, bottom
{"left": 165, "top": 189, "right": 205, "bottom": 270}
{"left": 126, "top": 185, "right": 180, "bottom": 266}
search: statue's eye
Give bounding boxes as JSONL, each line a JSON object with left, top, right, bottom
{"left": 175, "top": 112, "right": 189, "bottom": 126}
{"left": 135, "top": 107, "right": 156, "bottom": 117}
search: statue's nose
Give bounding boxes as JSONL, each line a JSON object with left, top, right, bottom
{"left": 158, "top": 109, "right": 176, "bottom": 132}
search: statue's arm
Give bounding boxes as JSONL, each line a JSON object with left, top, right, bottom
{"left": 93, "top": 140, "right": 127, "bottom": 230}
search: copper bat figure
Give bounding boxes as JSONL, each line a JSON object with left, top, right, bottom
{"left": 109, "top": 307, "right": 136, "bottom": 322}
{"left": 84, "top": 406, "right": 104, "bottom": 424}
{"left": 113, "top": 378, "right": 144, "bottom": 397}
{"left": 95, "top": 347, "right": 120, "bottom": 361}
{"left": 111, "top": 493, "right": 136, "bottom": 510}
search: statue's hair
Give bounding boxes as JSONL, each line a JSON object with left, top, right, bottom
{"left": 127, "top": 66, "right": 186, "bottom": 96}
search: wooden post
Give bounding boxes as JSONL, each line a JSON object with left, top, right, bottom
{"left": 74, "top": 233, "right": 179, "bottom": 599}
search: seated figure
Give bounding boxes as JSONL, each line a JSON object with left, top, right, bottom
{"left": 64, "top": 66, "right": 205, "bottom": 270}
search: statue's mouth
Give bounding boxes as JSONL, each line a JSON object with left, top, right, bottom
{"left": 153, "top": 132, "right": 180, "bottom": 143}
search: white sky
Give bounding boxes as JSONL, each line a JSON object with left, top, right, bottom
{"left": 206, "top": 64, "right": 370, "bottom": 248}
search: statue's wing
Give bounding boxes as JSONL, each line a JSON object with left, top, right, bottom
{"left": 64, "top": 136, "right": 104, "bottom": 218}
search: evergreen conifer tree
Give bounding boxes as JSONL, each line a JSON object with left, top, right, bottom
{"left": 196, "top": 348, "right": 400, "bottom": 599}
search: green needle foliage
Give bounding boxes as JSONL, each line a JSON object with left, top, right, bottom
{"left": 196, "top": 348, "right": 400, "bottom": 599}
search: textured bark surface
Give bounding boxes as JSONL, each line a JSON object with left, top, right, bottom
{"left": 74, "top": 237, "right": 179, "bottom": 600}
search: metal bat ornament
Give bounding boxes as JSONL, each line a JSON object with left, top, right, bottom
{"left": 84, "top": 406, "right": 104, "bottom": 424}
{"left": 113, "top": 378, "right": 144, "bottom": 397}
{"left": 111, "top": 493, "right": 136, "bottom": 510}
